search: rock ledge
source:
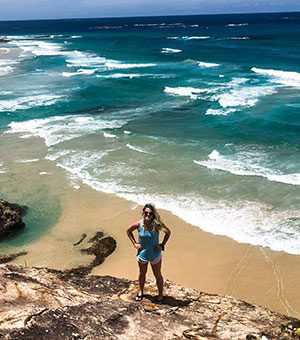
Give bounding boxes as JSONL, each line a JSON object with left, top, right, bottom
{"left": 0, "top": 265, "right": 299, "bottom": 340}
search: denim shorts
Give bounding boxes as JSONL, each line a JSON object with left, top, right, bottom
{"left": 137, "top": 253, "right": 162, "bottom": 265}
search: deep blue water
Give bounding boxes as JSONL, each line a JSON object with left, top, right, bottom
{"left": 0, "top": 12, "right": 299, "bottom": 254}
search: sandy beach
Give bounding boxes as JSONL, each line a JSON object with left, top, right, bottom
{"left": 0, "top": 132, "right": 299, "bottom": 319}
{"left": 8, "top": 172, "right": 300, "bottom": 320}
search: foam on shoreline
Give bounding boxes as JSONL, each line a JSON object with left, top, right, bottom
{"left": 0, "top": 133, "right": 299, "bottom": 319}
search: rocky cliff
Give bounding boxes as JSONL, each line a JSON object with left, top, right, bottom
{"left": 0, "top": 265, "right": 299, "bottom": 340}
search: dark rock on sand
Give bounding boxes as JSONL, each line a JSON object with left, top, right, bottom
{"left": 0, "top": 264, "right": 299, "bottom": 340}
{"left": 0, "top": 198, "right": 27, "bottom": 239}
{"left": 73, "top": 233, "right": 87, "bottom": 246}
{"left": 0, "top": 251, "right": 27, "bottom": 264}
{"left": 66, "top": 232, "right": 116, "bottom": 276}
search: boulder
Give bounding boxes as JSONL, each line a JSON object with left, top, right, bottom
{"left": 0, "top": 199, "right": 27, "bottom": 239}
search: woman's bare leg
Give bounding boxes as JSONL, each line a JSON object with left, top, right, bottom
{"left": 151, "top": 260, "right": 163, "bottom": 300}
{"left": 138, "top": 261, "right": 148, "bottom": 295}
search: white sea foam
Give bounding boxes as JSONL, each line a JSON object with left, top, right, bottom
{"left": 39, "top": 172, "right": 51, "bottom": 175}
{"left": 10, "top": 39, "right": 69, "bottom": 57}
{"left": 0, "top": 59, "right": 18, "bottom": 76}
{"left": 211, "top": 78, "right": 276, "bottom": 109}
{"left": 49, "top": 148, "right": 300, "bottom": 254}
{"left": 105, "top": 62, "right": 156, "bottom": 69}
{"left": 0, "top": 162, "right": 6, "bottom": 173}
{"left": 74, "top": 117, "right": 92, "bottom": 123}
{"left": 15, "top": 159, "right": 39, "bottom": 163}
{"left": 104, "top": 132, "right": 117, "bottom": 138}
{"left": 182, "top": 36, "right": 210, "bottom": 40}
{"left": 104, "top": 189, "right": 300, "bottom": 255}
{"left": 126, "top": 143, "right": 149, "bottom": 153}
{"left": 167, "top": 36, "right": 211, "bottom": 40}
{"left": 124, "top": 130, "right": 131, "bottom": 134}
{"left": 205, "top": 108, "right": 237, "bottom": 116}
{"left": 164, "top": 86, "right": 207, "bottom": 99}
{"left": 5, "top": 35, "right": 32, "bottom": 40}
{"left": 0, "top": 65, "right": 14, "bottom": 76}
{"left": 97, "top": 73, "right": 142, "bottom": 79}
{"left": 227, "top": 23, "right": 248, "bottom": 26}
{"left": 231, "top": 36, "right": 250, "bottom": 40}
{"left": 45, "top": 150, "right": 72, "bottom": 161}
{"left": 198, "top": 61, "right": 220, "bottom": 68}
{"left": 66, "top": 51, "right": 107, "bottom": 68}
{"left": 216, "top": 86, "right": 276, "bottom": 108}
{"left": 134, "top": 23, "right": 160, "bottom": 27}
{"left": 62, "top": 68, "right": 95, "bottom": 77}
{"left": 251, "top": 67, "right": 300, "bottom": 87}
{"left": 0, "top": 91, "right": 13, "bottom": 95}
{"left": 38, "top": 142, "right": 300, "bottom": 255}
{"left": 161, "top": 48, "right": 182, "bottom": 53}
{"left": 6, "top": 115, "right": 127, "bottom": 147}
{"left": 194, "top": 150, "right": 300, "bottom": 186}
{"left": 0, "top": 94, "right": 65, "bottom": 112}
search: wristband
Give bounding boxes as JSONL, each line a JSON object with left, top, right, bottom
{"left": 159, "top": 243, "right": 165, "bottom": 251}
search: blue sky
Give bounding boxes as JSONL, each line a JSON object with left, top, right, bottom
{"left": 0, "top": 0, "right": 299, "bottom": 21}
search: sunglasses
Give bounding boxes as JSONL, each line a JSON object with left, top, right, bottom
{"left": 144, "top": 211, "right": 153, "bottom": 217}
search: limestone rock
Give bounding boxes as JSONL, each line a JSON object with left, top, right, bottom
{"left": 0, "top": 199, "right": 27, "bottom": 239}
{"left": 0, "top": 265, "right": 299, "bottom": 340}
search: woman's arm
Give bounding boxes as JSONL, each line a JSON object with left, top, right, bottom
{"left": 126, "top": 221, "right": 142, "bottom": 250}
{"left": 156, "top": 223, "right": 171, "bottom": 251}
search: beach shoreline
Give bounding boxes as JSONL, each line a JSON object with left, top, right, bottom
{"left": 7, "top": 175, "right": 300, "bottom": 319}
{"left": 1, "top": 124, "right": 300, "bottom": 320}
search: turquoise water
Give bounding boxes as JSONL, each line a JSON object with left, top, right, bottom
{"left": 0, "top": 13, "right": 299, "bottom": 253}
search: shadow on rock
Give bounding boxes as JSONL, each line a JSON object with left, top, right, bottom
{"left": 145, "top": 294, "right": 192, "bottom": 307}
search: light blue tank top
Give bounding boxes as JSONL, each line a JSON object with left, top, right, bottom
{"left": 138, "top": 219, "right": 161, "bottom": 262}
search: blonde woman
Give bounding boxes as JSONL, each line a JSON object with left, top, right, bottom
{"left": 127, "top": 203, "right": 171, "bottom": 303}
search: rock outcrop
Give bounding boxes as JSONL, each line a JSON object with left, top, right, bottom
{"left": 0, "top": 199, "right": 27, "bottom": 239}
{"left": 67, "top": 231, "right": 117, "bottom": 275}
{"left": 0, "top": 265, "right": 299, "bottom": 340}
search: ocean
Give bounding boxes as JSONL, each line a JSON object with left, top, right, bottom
{"left": 0, "top": 12, "right": 299, "bottom": 254}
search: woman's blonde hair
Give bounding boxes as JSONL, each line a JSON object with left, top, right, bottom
{"left": 141, "top": 203, "right": 163, "bottom": 230}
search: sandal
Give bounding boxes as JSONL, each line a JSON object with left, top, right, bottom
{"left": 135, "top": 293, "right": 144, "bottom": 302}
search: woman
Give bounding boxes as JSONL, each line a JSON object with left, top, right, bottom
{"left": 126, "top": 203, "right": 171, "bottom": 303}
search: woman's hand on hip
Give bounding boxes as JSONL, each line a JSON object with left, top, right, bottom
{"left": 154, "top": 244, "right": 162, "bottom": 252}
{"left": 134, "top": 243, "right": 142, "bottom": 250}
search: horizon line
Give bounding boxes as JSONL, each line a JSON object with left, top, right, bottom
{"left": 0, "top": 9, "right": 299, "bottom": 23}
